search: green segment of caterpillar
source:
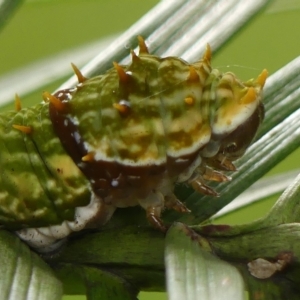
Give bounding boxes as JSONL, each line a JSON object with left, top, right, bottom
{"left": 0, "top": 104, "right": 91, "bottom": 227}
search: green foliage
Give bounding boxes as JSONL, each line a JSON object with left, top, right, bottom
{"left": 0, "top": 230, "right": 62, "bottom": 299}
{"left": 1, "top": 1, "right": 300, "bottom": 300}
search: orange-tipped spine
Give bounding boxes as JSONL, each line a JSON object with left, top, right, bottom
{"left": 71, "top": 63, "right": 87, "bottom": 84}
{"left": 12, "top": 124, "right": 32, "bottom": 134}
{"left": 14, "top": 94, "right": 22, "bottom": 111}
{"left": 42, "top": 91, "right": 67, "bottom": 112}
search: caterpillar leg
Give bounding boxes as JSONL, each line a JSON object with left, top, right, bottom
{"left": 187, "top": 160, "right": 232, "bottom": 197}
{"left": 16, "top": 193, "right": 115, "bottom": 253}
{"left": 164, "top": 193, "right": 190, "bottom": 213}
{"left": 139, "top": 190, "right": 166, "bottom": 232}
{"left": 145, "top": 206, "right": 166, "bottom": 232}
{"left": 200, "top": 165, "right": 231, "bottom": 182}
{"left": 189, "top": 175, "right": 219, "bottom": 196}
{"left": 139, "top": 190, "right": 191, "bottom": 232}
{"left": 206, "top": 154, "right": 237, "bottom": 171}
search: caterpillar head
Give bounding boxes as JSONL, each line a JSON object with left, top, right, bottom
{"left": 203, "top": 69, "right": 267, "bottom": 169}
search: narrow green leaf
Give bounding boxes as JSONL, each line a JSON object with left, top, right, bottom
{"left": 83, "top": 266, "right": 137, "bottom": 300}
{"left": 206, "top": 170, "right": 300, "bottom": 235}
{"left": 54, "top": 225, "right": 166, "bottom": 292}
{"left": 0, "top": 0, "right": 24, "bottom": 33}
{"left": 57, "top": 264, "right": 138, "bottom": 300}
{"left": 213, "top": 169, "right": 300, "bottom": 219}
{"left": 263, "top": 172, "right": 300, "bottom": 225}
{"left": 165, "top": 223, "right": 245, "bottom": 300}
{"left": 0, "top": 230, "right": 62, "bottom": 300}
{"left": 245, "top": 272, "right": 300, "bottom": 300}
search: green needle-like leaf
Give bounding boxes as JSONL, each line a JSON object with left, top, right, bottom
{"left": 165, "top": 223, "right": 245, "bottom": 300}
{"left": 0, "top": 231, "right": 62, "bottom": 300}
{"left": 57, "top": 264, "right": 138, "bottom": 300}
{"left": 263, "top": 172, "right": 300, "bottom": 225}
{"left": 0, "top": 0, "right": 24, "bottom": 33}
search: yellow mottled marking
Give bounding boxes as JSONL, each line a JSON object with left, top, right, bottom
{"left": 48, "top": 154, "right": 84, "bottom": 179}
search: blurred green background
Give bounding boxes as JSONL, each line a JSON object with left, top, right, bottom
{"left": 1, "top": 0, "right": 300, "bottom": 299}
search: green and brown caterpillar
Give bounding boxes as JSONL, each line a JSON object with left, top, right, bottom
{"left": 0, "top": 37, "right": 267, "bottom": 252}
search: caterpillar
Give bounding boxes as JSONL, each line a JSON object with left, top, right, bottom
{"left": 1, "top": 36, "right": 267, "bottom": 252}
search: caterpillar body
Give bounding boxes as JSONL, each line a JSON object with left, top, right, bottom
{"left": 1, "top": 37, "right": 267, "bottom": 252}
